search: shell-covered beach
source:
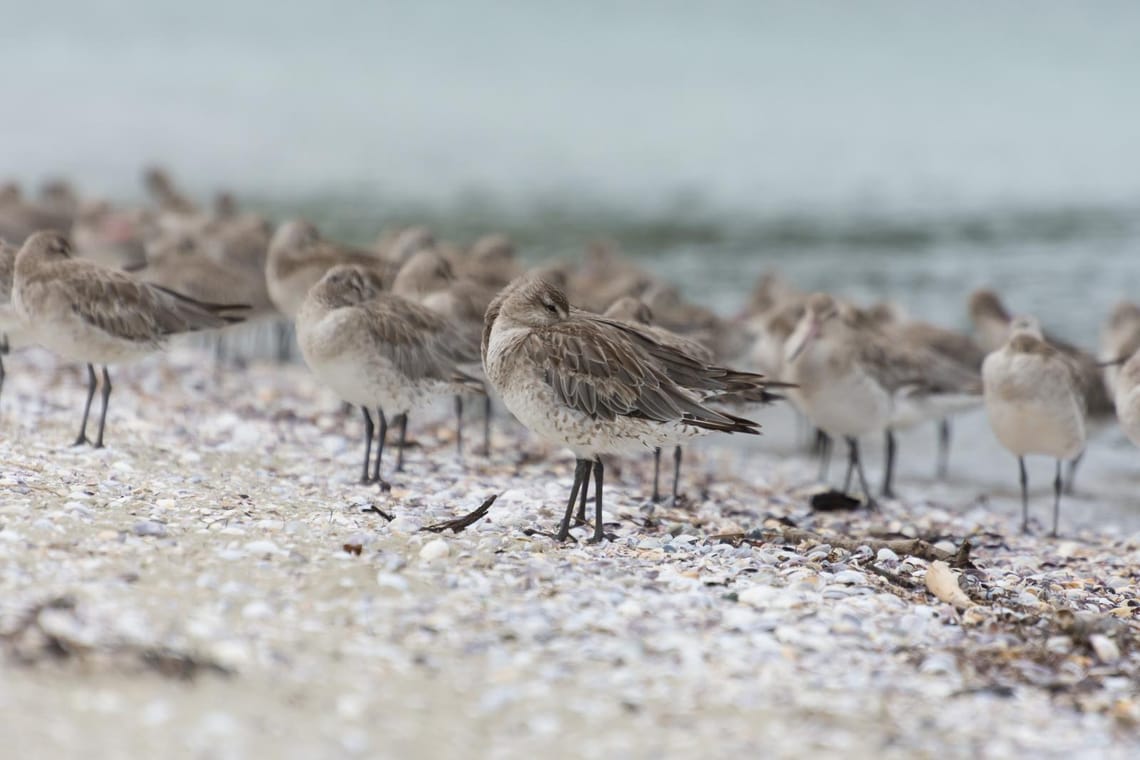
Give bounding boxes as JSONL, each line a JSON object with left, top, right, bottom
{"left": 2, "top": 346, "right": 1137, "bottom": 758}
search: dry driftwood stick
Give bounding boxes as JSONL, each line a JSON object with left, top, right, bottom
{"left": 422, "top": 494, "right": 498, "bottom": 534}
{"left": 710, "top": 525, "right": 973, "bottom": 568}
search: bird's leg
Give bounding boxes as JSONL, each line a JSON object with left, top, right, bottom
{"left": 274, "top": 320, "right": 291, "bottom": 363}
{"left": 936, "top": 419, "right": 951, "bottom": 480}
{"left": 671, "top": 445, "right": 682, "bottom": 508}
{"left": 589, "top": 457, "right": 606, "bottom": 544}
{"left": 651, "top": 447, "right": 662, "bottom": 503}
{"left": 73, "top": 363, "right": 98, "bottom": 447}
{"left": 359, "top": 407, "right": 374, "bottom": 484}
{"left": 880, "top": 429, "right": 896, "bottom": 499}
{"left": 1052, "top": 459, "right": 1063, "bottom": 538}
{"left": 454, "top": 395, "right": 463, "bottom": 458}
{"left": 841, "top": 439, "right": 854, "bottom": 493}
{"left": 395, "top": 413, "right": 408, "bottom": 472}
{"left": 1019, "top": 456, "right": 1029, "bottom": 534}
{"left": 575, "top": 463, "right": 590, "bottom": 524}
{"left": 847, "top": 436, "right": 876, "bottom": 510}
{"left": 0, "top": 333, "right": 8, "bottom": 401}
{"left": 1063, "top": 451, "right": 1083, "bottom": 496}
{"left": 92, "top": 366, "right": 112, "bottom": 449}
{"left": 373, "top": 409, "right": 390, "bottom": 490}
{"left": 556, "top": 459, "right": 590, "bottom": 541}
{"left": 482, "top": 395, "right": 492, "bottom": 455}
{"left": 816, "top": 429, "right": 832, "bottom": 482}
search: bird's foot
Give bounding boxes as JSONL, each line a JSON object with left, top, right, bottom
{"left": 72, "top": 435, "right": 89, "bottom": 447}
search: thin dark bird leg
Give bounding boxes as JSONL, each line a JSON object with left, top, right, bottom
{"left": 482, "top": 395, "right": 492, "bottom": 455}
{"left": 454, "top": 395, "right": 463, "bottom": 457}
{"left": 846, "top": 436, "right": 876, "bottom": 510}
{"left": 881, "top": 429, "right": 896, "bottom": 499}
{"left": 93, "top": 366, "right": 112, "bottom": 449}
{"left": 0, "top": 333, "right": 8, "bottom": 401}
{"left": 359, "top": 407, "right": 374, "bottom": 484}
{"left": 671, "top": 445, "right": 682, "bottom": 507}
{"left": 1052, "top": 459, "right": 1063, "bottom": 538}
{"left": 1063, "top": 451, "right": 1083, "bottom": 496}
{"left": 841, "top": 440, "right": 854, "bottom": 493}
{"left": 651, "top": 447, "right": 662, "bottom": 503}
{"left": 395, "top": 413, "right": 408, "bottom": 472}
{"left": 372, "top": 409, "right": 389, "bottom": 488}
{"left": 936, "top": 419, "right": 951, "bottom": 480}
{"left": 274, "top": 320, "right": 291, "bottom": 363}
{"left": 817, "top": 433, "right": 833, "bottom": 482}
{"left": 557, "top": 458, "right": 591, "bottom": 541}
{"left": 815, "top": 429, "right": 832, "bottom": 482}
{"left": 589, "top": 457, "right": 605, "bottom": 543}
{"left": 575, "top": 463, "right": 590, "bottom": 524}
{"left": 73, "top": 363, "right": 98, "bottom": 446}
{"left": 1019, "top": 456, "right": 1029, "bottom": 534}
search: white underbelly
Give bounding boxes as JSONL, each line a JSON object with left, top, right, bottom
{"left": 985, "top": 397, "right": 1086, "bottom": 459}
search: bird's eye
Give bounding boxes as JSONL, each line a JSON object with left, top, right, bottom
{"left": 543, "top": 302, "right": 558, "bottom": 314}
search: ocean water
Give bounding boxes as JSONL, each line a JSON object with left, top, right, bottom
{"left": 4, "top": 2, "right": 1140, "bottom": 338}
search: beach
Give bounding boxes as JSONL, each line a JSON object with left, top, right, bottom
{"left": 1, "top": 344, "right": 1137, "bottom": 758}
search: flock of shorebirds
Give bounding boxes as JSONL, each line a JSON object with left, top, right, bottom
{"left": 3, "top": 169, "right": 1140, "bottom": 541}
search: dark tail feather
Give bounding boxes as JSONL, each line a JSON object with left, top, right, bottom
{"left": 684, "top": 410, "right": 761, "bottom": 435}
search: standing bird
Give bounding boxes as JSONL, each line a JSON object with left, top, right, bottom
{"left": 391, "top": 248, "right": 496, "bottom": 455}
{"left": 267, "top": 220, "right": 396, "bottom": 320}
{"left": 1100, "top": 301, "right": 1140, "bottom": 396}
{"left": 0, "top": 239, "right": 27, "bottom": 400}
{"left": 969, "top": 288, "right": 1111, "bottom": 494}
{"left": 296, "top": 265, "right": 484, "bottom": 487}
{"left": 1114, "top": 351, "right": 1140, "bottom": 449}
{"left": 981, "top": 316, "right": 1087, "bottom": 536}
{"left": 12, "top": 231, "right": 246, "bottom": 447}
{"left": 785, "top": 294, "right": 980, "bottom": 507}
{"left": 483, "top": 276, "right": 769, "bottom": 543}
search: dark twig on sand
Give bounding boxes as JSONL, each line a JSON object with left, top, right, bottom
{"left": 421, "top": 494, "right": 498, "bottom": 534}
{"left": 362, "top": 505, "right": 395, "bottom": 521}
{"left": 710, "top": 525, "right": 974, "bottom": 569}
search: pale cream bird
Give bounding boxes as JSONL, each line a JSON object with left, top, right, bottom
{"left": 296, "top": 265, "right": 483, "bottom": 487}
{"left": 1114, "top": 351, "right": 1140, "bottom": 449}
{"left": 982, "top": 316, "right": 1087, "bottom": 536}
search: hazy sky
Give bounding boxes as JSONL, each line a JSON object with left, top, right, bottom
{"left": 4, "top": 1, "right": 1139, "bottom": 211}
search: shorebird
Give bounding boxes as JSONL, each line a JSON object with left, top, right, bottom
{"left": 785, "top": 294, "right": 980, "bottom": 506}
{"left": 982, "top": 316, "right": 1087, "bottom": 536}
{"left": 1100, "top": 301, "right": 1140, "bottom": 396}
{"left": 483, "top": 276, "right": 769, "bottom": 543}
{"left": 875, "top": 315, "right": 985, "bottom": 495}
{"left": 12, "top": 232, "right": 246, "bottom": 447}
{"left": 267, "top": 220, "right": 396, "bottom": 319}
{"left": 392, "top": 247, "right": 496, "bottom": 455}
{"left": 0, "top": 183, "right": 73, "bottom": 243}
{"left": 0, "top": 239, "right": 27, "bottom": 400}
{"left": 142, "top": 166, "right": 198, "bottom": 216}
{"left": 71, "top": 200, "right": 150, "bottom": 270}
{"left": 296, "top": 265, "right": 484, "bottom": 486}
{"left": 604, "top": 295, "right": 713, "bottom": 506}
{"left": 464, "top": 234, "right": 520, "bottom": 290}
{"left": 1114, "top": 351, "right": 1140, "bottom": 449}
{"left": 969, "top": 288, "right": 1112, "bottom": 494}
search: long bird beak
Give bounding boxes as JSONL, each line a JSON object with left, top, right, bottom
{"left": 786, "top": 319, "right": 819, "bottom": 363}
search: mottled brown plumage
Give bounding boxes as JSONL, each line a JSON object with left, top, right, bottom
{"left": 267, "top": 220, "right": 396, "bottom": 318}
